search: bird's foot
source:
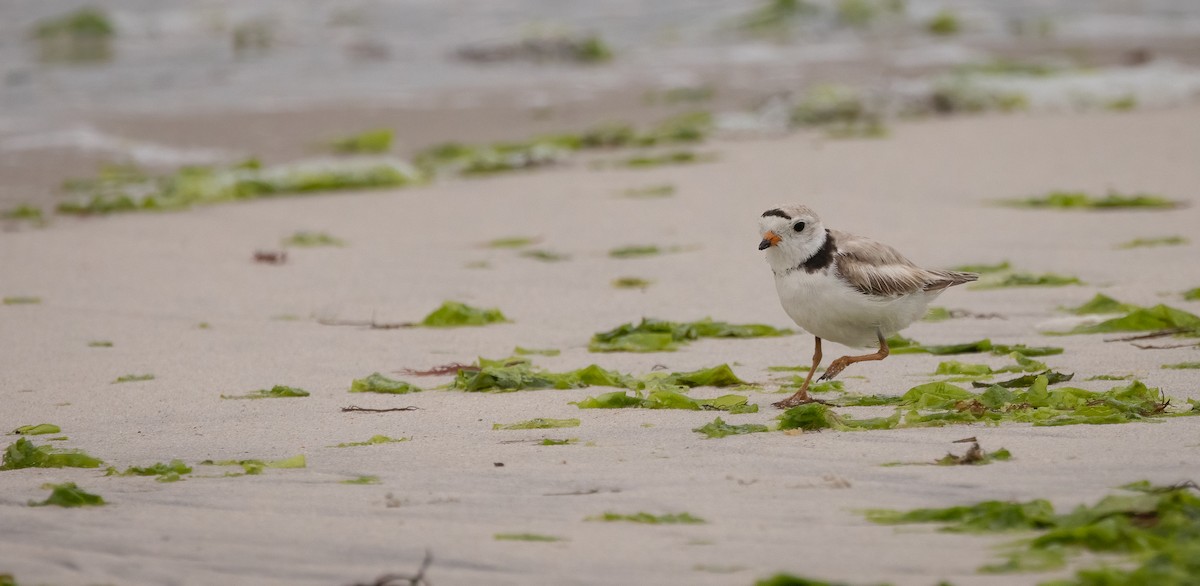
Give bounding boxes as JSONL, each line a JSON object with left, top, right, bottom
{"left": 818, "top": 358, "right": 851, "bottom": 382}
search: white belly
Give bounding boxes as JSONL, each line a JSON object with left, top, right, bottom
{"left": 774, "top": 270, "right": 939, "bottom": 347}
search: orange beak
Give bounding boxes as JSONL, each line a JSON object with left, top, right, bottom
{"left": 758, "top": 231, "right": 781, "bottom": 250}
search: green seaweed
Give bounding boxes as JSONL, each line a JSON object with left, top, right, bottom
{"left": 221, "top": 385, "right": 310, "bottom": 400}
{"left": 486, "top": 236, "right": 538, "bottom": 249}
{"left": 947, "top": 352, "right": 1052, "bottom": 375}
{"left": 609, "top": 245, "right": 665, "bottom": 259}
{"left": 654, "top": 364, "right": 747, "bottom": 388}
{"left": 453, "top": 361, "right": 628, "bottom": 392}
{"left": 923, "top": 307, "right": 953, "bottom": 322}
{"left": 972, "top": 272, "right": 1083, "bottom": 289}
{"left": 13, "top": 424, "right": 60, "bottom": 436}
{"left": 888, "top": 335, "right": 992, "bottom": 355}
{"left": 588, "top": 512, "right": 706, "bottom": 524}
{"left": 1065, "top": 294, "right": 1141, "bottom": 315}
{"left": 991, "top": 343, "right": 1064, "bottom": 357}
{"left": 420, "top": 301, "right": 508, "bottom": 327}
{"left": 58, "top": 159, "right": 424, "bottom": 215}
{"left": 417, "top": 113, "right": 709, "bottom": 176}
{"left": 612, "top": 277, "right": 652, "bottom": 289}
{"left": 866, "top": 499, "right": 1057, "bottom": 532}
{"left": 590, "top": 317, "right": 789, "bottom": 352}
{"left": 774, "top": 376, "right": 1192, "bottom": 432}
{"left": 3, "top": 296, "right": 41, "bottom": 305}
{"left": 1163, "top": 362, "right": 1200, "bottom": 370}
{"left": 890, "top": 336, "right": 1061, "bottom": 357}
{"left": 331, "top": 435, "right": 409, "bottom": 448}
{"left": 470, "top": 362, "right": 745, "bottom": 397}
{"left": 953, "top": 60, "right": 1064, "bottom": 77}
{"left": 777, "top": 404, "right": 901, "bottom": 432}
{"left": 754, "top": 574, "right": 880, "bottom": 586}
{"left": 972, "top": 370, "right": 1073, "bottom": 388}
{"left": 330, "top": 129, "right": 393, "bottom": 154}
{"left": 520, "top": 249, "right": 570, "bottom": 262}
{"left": 513, "top": 346, "right": 560, "bottom": 357}
{"left": 1107, "top": 95, "right": 1138, "bottom": 112}
{"left": 1, "top": 438, "right": 103, "bottom": 470}
{"left": 199, "top": 454, "right": 305, "bottom": 475}
{"left": 933, "top": 361, "right": 995, "bottom": 376}
{"left": 836, "top": 0, "right": 890, "bottom": 28}
{"left": 869, "top": 484, "right": 1200, "bottom": 584}
{"left": 105, "top": 459, "right": 191, "bottom": 482}
{"left": 831, "top": 394, "right": 905, "bottom": 407}
{"left": 283, "top": 231, "right": 345, "bottom": 247}
{"left": 621, "top": 184, "right": 676, "bottom": 198}
{"left": 926, "top": 9, "right": 960, "bottom": 35}
{"left": 495, "top": 533, "right": 565, "bottom": 542}
{"left": 1058, "top": 304, "right": 1200, "bottom": 336}
{"left": 1004, "top": 191, "right": 1182, "bottom": 210}
{"left": 789, "top": 84, "right": 887, "bottom": 138}
{"left": 112, "top": 373, "right": 154, "bottom": 384}
{"left": 34, "top": 8, "right": 115, "bottom": 39}
{"left": 2, "top": 204, "right": 44, "bottom": 221}
{"left": 951, "top": 261, "right": 1011, "bottom": 273}
{"left": 414, "top": 140, "right": 565, "bottom": 175}
{"left": 493, "top": 418, "right": 580, "bottom": 430}
{"left": 575, "top": 390, "right": 755, "bottom": 412}
{"left": 693, "top": 417, "right": 770, "bottom": 439}
{"left": 341, "top": 475, "right": 381, "bottom": 485}
{"left": 30, "top": 482, "right": 106, "bottom": 508}
{"left": 736, "top": 0, "right": 819, "bottom": 37}
{"left": 1116, "top": 236, "right": 1187, "bottom": 249}
{"left": 609, "top": 150, "right": 714, "bottom": 169}
{"left": 539, "top": 438, "right": 578, "bottom": 446}
{"left": 574, "top": 35, "right": 613, "bottom": 63}
{"left": 350, "top": 373, "right": 422, "bottom": 394}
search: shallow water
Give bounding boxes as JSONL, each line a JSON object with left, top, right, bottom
{"left": 3, "top": 0, "right": 1199, "bottom": 123}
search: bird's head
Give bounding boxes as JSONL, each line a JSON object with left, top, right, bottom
{"left": 758, "top": 204, "right": 826, "bottom": 271}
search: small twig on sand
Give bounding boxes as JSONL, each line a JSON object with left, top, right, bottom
{"left": 952, "top": 436, "right": 977, "bottom": 443}
{"left": 317, "top": 318, "right": 414, "bottom": 330}
{"left": 342, "top": 405, "right": 420, "bottom": 413}
{"left": 1104, "top": 328, "right": 1190, "bottom": 343}
{"left": 399, "top": 364, "right": 476, "bottom": 376}
{"left": 542, "top": 487, "right": 621, "bottom": 496}
{"left": 949, "top": 310, "right": 1005, "bottom": 320}
{"left": 348, "top": 550, "right": 433, "bottom": 586}
{"left": 253, "top": 250, "right": 287, "bottom": 264}
{"left": 1132, "top": 341, "right": 1200, "bottom": 350}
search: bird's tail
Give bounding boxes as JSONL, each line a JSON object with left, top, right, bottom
{"left": 923, "top": 270, "right": 979, "bottom": 292}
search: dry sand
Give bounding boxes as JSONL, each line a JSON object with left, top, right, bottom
{"left": 2, "top": 106, "right": 1200, "bottom": 585}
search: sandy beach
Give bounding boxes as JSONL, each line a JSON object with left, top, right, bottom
{"left": 2, "top": 103, "right": 1200, "bottom": 585}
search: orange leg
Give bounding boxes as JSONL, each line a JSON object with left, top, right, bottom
{"left": 772, "top": 337, "right": 822, "bottom": 409}
{"left": 818, "top": 331, "right": 889, "bottom": 382}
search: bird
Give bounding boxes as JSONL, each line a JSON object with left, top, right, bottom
{"left": 758, "top": 204, "right": 978, "bottom": 409}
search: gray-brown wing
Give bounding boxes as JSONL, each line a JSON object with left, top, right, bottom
{"left": 832, "top": 230, "right": 978, "bottom": 297}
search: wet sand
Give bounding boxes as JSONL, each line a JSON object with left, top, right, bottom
{"left": 2, "top": 106, "right": 1200, "bottom": 585}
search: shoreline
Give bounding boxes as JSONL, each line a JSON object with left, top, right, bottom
{"left": 3, "top": 105, "right": 1200, "bottom": 585}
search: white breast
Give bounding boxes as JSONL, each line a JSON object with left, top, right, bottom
{"left": 773, "top": 268, "right": 939, "bottom": 348}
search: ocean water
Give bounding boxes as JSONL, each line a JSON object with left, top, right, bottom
{"left": 2, "top": 0, "right": 1199, "bottom": 125}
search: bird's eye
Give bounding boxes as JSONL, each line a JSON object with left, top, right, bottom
{"left": 793, "top": 222, "right": 806, "bottom": 233}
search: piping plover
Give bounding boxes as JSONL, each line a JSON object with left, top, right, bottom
{"left": 758, "top": 204, "right": 978, "bottom": 408}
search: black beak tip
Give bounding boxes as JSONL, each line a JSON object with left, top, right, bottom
{"left": 758, "top": 239, "right": 772, "bottom": 251}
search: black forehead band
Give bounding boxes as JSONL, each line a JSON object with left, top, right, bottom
{"left": 761, "top": 209, "right": 791, "bottom": 220}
